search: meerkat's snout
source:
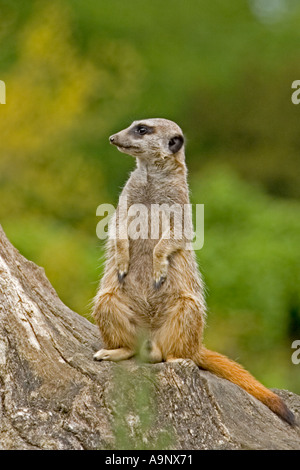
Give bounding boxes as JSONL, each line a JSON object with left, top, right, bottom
{"left": 108, "top": 132, "right": 130, "bottom": 153}
{"left": 109, "top": 134, "right": 124, "bottom": 147}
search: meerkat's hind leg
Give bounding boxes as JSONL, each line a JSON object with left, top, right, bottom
{"left": 93, "top": 347, "right": 135, "bottom": 362}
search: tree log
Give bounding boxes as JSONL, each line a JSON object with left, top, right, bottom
{"left": 0, "top": 225, "right": 299, "bottom": 450}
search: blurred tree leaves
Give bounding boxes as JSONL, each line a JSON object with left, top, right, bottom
{"left": 0, "top": 0, "right": 145, "bottom": 316}
{"left": 0, "top": 1, "right": 145, "bottom": 225}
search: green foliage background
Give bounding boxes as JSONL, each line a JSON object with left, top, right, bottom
{"left": 0, "top": 0, "right": 299, "bottom": 392}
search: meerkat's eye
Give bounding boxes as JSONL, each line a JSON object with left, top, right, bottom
{"left": 136, "top": 126, "right": 148, "bottom": 135}
{"left": 130, "top": 124, "right": 154, "bottom": 137}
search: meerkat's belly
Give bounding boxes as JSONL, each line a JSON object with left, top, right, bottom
{"left": 122, "top": 238, "right": 199, "bottom": 319}
{"left": 125, "top": 238, "right": 156, "bottom": 290}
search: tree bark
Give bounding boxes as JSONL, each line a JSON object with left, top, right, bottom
{"left": 0, "top": 225, "right": 299, "bottom": 450}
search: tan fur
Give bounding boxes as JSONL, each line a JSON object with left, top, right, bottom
{"left": 93, "top": 118, "right": 295, "bottom": 425}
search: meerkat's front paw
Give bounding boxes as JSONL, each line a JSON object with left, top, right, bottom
{"left": 117, "top": 261, "right": 129, "bottom": 283}
{"left": 153, "top": 258, "right": 168, "bottom": 289}
{"left": 115, "top": 239, "right": 129, "bottom": 283}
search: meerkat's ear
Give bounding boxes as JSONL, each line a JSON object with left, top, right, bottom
{"left": 168, "top": 135, "right": 184, "bottom": 154}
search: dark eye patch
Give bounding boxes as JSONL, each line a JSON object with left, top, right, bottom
{"left": 131, "top": 124, "right": 154, "bottom": 136}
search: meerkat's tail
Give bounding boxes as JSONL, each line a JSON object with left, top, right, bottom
{"left": 195, "top": 347, "right": 295, "bottom": 425}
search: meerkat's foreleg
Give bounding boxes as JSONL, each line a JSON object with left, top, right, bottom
{"left": 153, "top": 230, "right": 186, "bottom": 288}
{"left": 115, "top": 238, "right": 129, "bottom": 282}
{"left": 114, "top": 204, "right": 130, "bottom": 282}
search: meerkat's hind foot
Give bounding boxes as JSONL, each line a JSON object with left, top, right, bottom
{"left": 93, "top": 347, "right": 134, "bottom": 362}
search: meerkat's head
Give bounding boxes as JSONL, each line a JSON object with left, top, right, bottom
{"left": 109, "top": 118, "right": 185, "bottom": 163}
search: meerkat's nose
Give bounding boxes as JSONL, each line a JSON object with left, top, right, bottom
{"left": 109, "top": 135, "right": 116, "bottom": 144}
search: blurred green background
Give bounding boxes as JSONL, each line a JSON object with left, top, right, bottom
{"left": 0, "top": 0, "right": 299, "bottom": 392}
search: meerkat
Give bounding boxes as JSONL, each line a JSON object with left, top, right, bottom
{"left": 93, "top": 118, "right": 295, "bottom": 425}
